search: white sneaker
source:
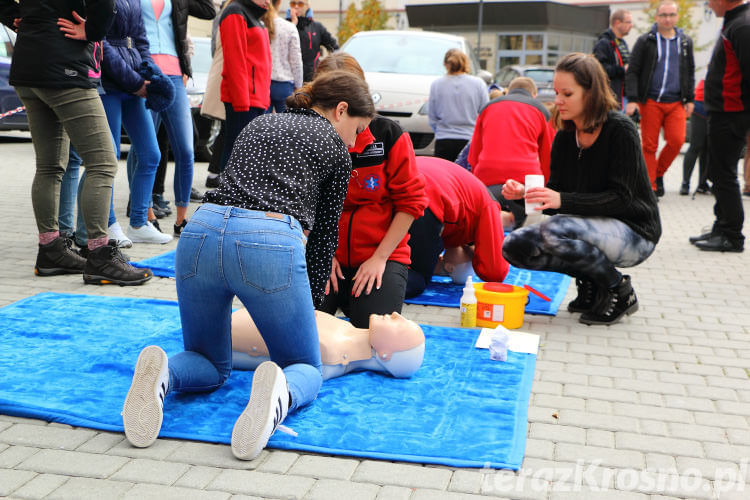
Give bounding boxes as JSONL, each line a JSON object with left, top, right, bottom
{"left": 231, "top": 361, "right": 290, "bottom": 460}
{"left": 108, "top": 221, "right": 133, "bottom": 248}
{"left": 128, "top": 221, "right": 173, "bottom": 244}
{"left": 122, "top": 345, "right": 169, "bottom": 448}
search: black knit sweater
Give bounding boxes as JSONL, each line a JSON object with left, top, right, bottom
{"left": 546, "top": 111, "right": 662, "bottom": 243}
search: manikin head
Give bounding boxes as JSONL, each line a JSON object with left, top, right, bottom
{"left": 369, "top": 312, "right": 425, "bottom": 378}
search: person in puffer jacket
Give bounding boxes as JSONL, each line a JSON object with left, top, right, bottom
{"left": 315, "top": 54, "right": 427, "bottom": 329}
{"left": 100, "top": 0, "right": 172, "bottom": 245}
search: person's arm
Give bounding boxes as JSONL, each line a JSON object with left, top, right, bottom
{"left": 288, "top": 24, "right": 304, "bottom": 89}
{"left": 318, "top": 23, "right": 338, "bottom": 51}
{"left": 538, "top": 115, "right": 555, "bottom": 182}
{"left": 101, "top": 33, "right": 148, "bottom": 95}
{"left": 220, "top": 13, "right": 250, "bottom": 110}
{"left": 0, "top": 0, "right": 20, "bottom": 29}
{"left": 736, "top": 24, "right": 750, "bottom": 90}
{"left": 188, "top": 0, "right": 217, "bottom": 20}
{"left": 83, "top": 0, "right": 116, "bottom": 41}
{"left": 593, "top": 36, "right": 624, "bottom": 80}
{"left": 624, "top": 36, "right": 644, "bottom": 114}
{"left": 471, "top": 202, "right": 510, "bottom": 283}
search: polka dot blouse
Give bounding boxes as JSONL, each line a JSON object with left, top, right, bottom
{"left": 204, "top": 108, "right": 352, "bottom": 301}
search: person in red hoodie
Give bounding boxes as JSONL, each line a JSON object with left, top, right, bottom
{"left": 218, "top": 0, "right": 271, "bottom": 170}
{"left": 316, "top": 53, "right": 427, "bottom": 328}
{"left": 406, "top": 156, "right": 511, "bottom": 298}
{"left": 469, "top": 76, "right": 555, "bottom": 227}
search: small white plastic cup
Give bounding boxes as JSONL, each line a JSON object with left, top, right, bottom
{"left": 524, "top": 174, "right": 545, "bottom": 215}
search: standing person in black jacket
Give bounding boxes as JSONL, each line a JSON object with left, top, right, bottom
{"left": 592, "top": 9, "right": 633, "bottom": 110}
{"left": 689, "top": 0, "right": 750, "bottom": 252}
{"left": 0, "top": 0, "right": 153, "bottom": 285}
{"left": 624, "top": 1, "right": 695, "bottom": 197}
{"left": 288, "top": 0, "right": 338, "bottom": 82}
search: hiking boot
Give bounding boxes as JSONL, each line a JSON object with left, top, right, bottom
{"left": 655, "top": 177, "right": 665, "bottom": 197}
{"left": 122, "top": 345, "right": 169, "bottom": 448}
{"left": 35, "top": 236, "right": 87, "bottom": 276}
{"left": 567, "top": 278, "right": 598, "bottom": 313}
{"left": 579, "top": 275, "right": 638, "bottom": 326}
{"left": 83, "top": 240, "right": 153, "bottom": 285}
{"left": 231, "top": 361, "right": 290, "bottom": 461}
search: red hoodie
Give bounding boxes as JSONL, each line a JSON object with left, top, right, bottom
{"left": 417, "top": 156, "right": 509, "bottom": 283}
{"left": 336, "top": 116, "right": 427, "bottom": 268}
{"left": 219, "top": 0, "right": 271, "bottom": 111}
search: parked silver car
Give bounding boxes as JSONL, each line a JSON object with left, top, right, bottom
{"left": 495, "top": 65, "right": 556, "bottom": 103}
{"left": 341, "top": 30, "right": 491, "bottom": 155}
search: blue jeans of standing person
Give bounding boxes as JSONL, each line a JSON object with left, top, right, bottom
{"left": 169, "top": 203, "right": 323, "bottom": 412}
{"left": 219, "top": 104, "right": 264, "bottom": 172}
{"left": 58, "top": 147, "right": 82, "bottom": 237}
{"left": 266, "top": 81, "right": 294, "bottom": 114}
{"left": 127, "top": 75, "right": 194, "bottom": 208}
{"left": 101, "top": 90, "right": 160, "bottom": 228}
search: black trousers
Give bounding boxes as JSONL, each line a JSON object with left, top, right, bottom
{"left": 317, "top": 260, "right": 408, "bottom": 328}
{"left": 434, "top": 138, "right": 469, "bottom": 163}
{"left": 682, "top": 111, "right": 708, "bottom": 187}
{"left": 405, "top": 208, "right": 444, "bottom": 298}
{"left": 707, "top": 111, "right": 750, "bottom": 243}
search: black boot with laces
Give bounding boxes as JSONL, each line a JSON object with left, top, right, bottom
{"left": 83, "top": 240, "right": 153, "bottom": 286}
{"left": 35, "top": 236, "right": 87, "bottom": 276}
{"left": 567, "top": 278, "right": 598, "bottom": 313}
{"left": 579, "top": 275, "right": 638, "bottom": 326}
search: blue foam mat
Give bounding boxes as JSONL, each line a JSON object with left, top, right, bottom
{"left": 133, "top": 251, "right": 571, "bottom": 315}
{"left": 405, "top": 266, "right": 571, "bottom": 316}
{"left": 0, "top": 293, "right": 536, "bottom": 469}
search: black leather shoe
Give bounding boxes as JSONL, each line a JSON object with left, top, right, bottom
{"left": 689, "top": 231, "right": 714, "bottom": 245}
{"left": 694, "top": 235, "right": 744, "bottom": 253}
{"left": 655, "top": 177, "right": 665, "bottom": 197}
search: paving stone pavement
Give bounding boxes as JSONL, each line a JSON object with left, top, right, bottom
{"left": 1, "top": 133, "right": 749, "bottom": 499}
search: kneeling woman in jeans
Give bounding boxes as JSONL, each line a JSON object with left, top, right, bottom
{"left": 122, "top": 71, "right": 375, "bottom": 460}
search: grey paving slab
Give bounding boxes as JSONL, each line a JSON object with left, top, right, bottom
{"left": 0, "top": 468, "right": 36, "bottom": 497}
{"left": 45, "top": 476, "right": 134, "bottom": 499}
{"left": 9, "top": 473, "right": 69, "bottom": 500}
{"left": 109, "top": 457, "right": 191, "bottom": 485}
{"left": 16, "top": 448, "right": 129, "bottom": 479}
{"left": 122, "top": 483, "right": 232, "bottom": 499}
{"left": 173, "top": 465, "right": 223, "bottom": 489}
{"left": 288, "top": 454, "right": 359, "bottom": 480}
{"left": 0, "top": 423, "right": 96, "bottom": 450}
{"left": 303, "top": 478, "right": 380, "bottom": 500}
{"left": 351, "top": 460, "right": 452, "bottom": 489}
{"left": 207, "top": 469, "right": 315, "bottom": 498}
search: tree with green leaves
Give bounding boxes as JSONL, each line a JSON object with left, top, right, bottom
{"left": 337, "top": 0, "right": 390, "bottom": 45}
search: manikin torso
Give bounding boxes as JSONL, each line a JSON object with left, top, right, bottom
{"left": 231, "top": 309, "right": 426, "bottom": 380}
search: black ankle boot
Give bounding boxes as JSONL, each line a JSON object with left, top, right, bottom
{"left": 83, "top": 240, "right": 153, "bottom": 286}
{"left": 655, "top": 177, "right": 665, "bottom": 197}
{"left": 567, "top": 278, "right": 598, "bottom": 313}
{"left": 579, "top": 275, "right": 638, "bottom": 325}
{"left": 35, "top": 236, "right": 87, "bottom": 276}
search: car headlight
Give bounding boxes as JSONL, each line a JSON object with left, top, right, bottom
{"left": 418, "top": 102, "right": 429, "bottom": 115}
{"left": 187, "top": 93, "right": 204, "bottom": 108}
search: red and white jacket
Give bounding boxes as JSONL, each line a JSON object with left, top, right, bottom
{"left": 469, "top": 89, "right": 555, "bottom": 186}
{"left": 417, "top": 156, "right": 509, "bottom": 283}
{"left": 336, "top": 116, "right": 427, "bottom": 268}
{"left": 219, "top": 0, "right": 271, "bottom": 111}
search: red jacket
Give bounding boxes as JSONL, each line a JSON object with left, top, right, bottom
{"left": 469, "top": 89, "right": 554, "bottom": 186}
{"left": 337, "top": 116, "right": 427, "bottom": 268}
{"left": 219, "top": 0, "right": 271, "bottom": 111}
{"left": 417, "top": 156, "right": 509, "bottom": 283}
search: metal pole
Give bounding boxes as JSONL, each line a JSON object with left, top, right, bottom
{"left": 476, "top": 0, "right": 484, "bottom": 60}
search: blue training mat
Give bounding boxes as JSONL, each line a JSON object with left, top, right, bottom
{"left": 405, "top": 266, "right": 571, "bottom": 316}
{"left": 0, "top": 293, "right": 536, "bottom": 469}
{"left": 134, "top": 251, "right": 571, "bottom": 315}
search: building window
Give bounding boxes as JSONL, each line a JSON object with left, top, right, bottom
{"left": 496, "top": 31, "right": 596, "bottom": 72}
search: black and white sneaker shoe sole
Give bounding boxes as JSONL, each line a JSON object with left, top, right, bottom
{"left": 231, "top": 362, "right": 286, "bottom": 461}
{"left": 122, "top": 346, "right": 168, "bottom": 448}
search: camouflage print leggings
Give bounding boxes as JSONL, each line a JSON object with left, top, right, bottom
{"left": 502, "top": 215, "right": 656, "bottom": 289}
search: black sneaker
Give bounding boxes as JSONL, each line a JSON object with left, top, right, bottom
{"left": 567, "top": 278, "right": 598, "bottom": 313}
{"left": 579, "top": 275, "right": 638, "bottom": 326}
{"left": 205, "top": 175, "right": 220, "bottom": 188}
{"left": 695, "top": 184, "right": 711, "bottom": 195}
{"left": 152, "top": 193, "right": 172, "bottom": 217}
{"left": 655, "top": 177, "right": 665, "bottom": 197}
{"left": 190, "top": 187, "right": 204, "bottom": 202}
{"left": 83, "top": 240, "right": 153, "bottom": 286}
{"left": 35, "top": 236, "right": 87, "bottom": 276}
{"left": 679, "top": 182, "right": 689, "bottom": 195}
{"left": 174, "top": 219, "right": 187, "bottom": 237}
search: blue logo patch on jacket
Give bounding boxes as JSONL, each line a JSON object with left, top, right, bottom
{"left": 363, "top": 174, "right": 381, "bottom": 192}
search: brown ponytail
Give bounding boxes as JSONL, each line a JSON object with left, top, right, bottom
{"left": 262, "top": 2, "right": 277, "bottom": 42}
{"left": 286, "top": 71, "right": 375, "bottom": 118}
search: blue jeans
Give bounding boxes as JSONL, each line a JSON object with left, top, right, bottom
{"left": 58, "top": 147, "right": 82, "bottom": 237}
{"left": 266, "top": 80, "right": 294, "bottom": 114}
{"left": 101, "top": 90, "right": 160, "bottom": 227}
{"left": 169, "top": 203, "right": 323, "bottom": 413}
{"left": 127, "top": 75, "right": 194, "bottom": 207}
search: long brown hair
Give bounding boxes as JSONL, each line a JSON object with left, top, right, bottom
{"left": 555, "top": 52, "right": 618, "bottom": 133}
{"left": 314, "top": 52, "right": 366, "bottom": 81}
{"left": 286, "top": 70, "right": 375, "bottom": 118}
{"left": 262, "top": 0, "right": 277, "bottom": 42}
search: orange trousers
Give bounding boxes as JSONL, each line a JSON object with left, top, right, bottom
{"left": 640, "top": 99, "right": 686, "bottom": 190}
